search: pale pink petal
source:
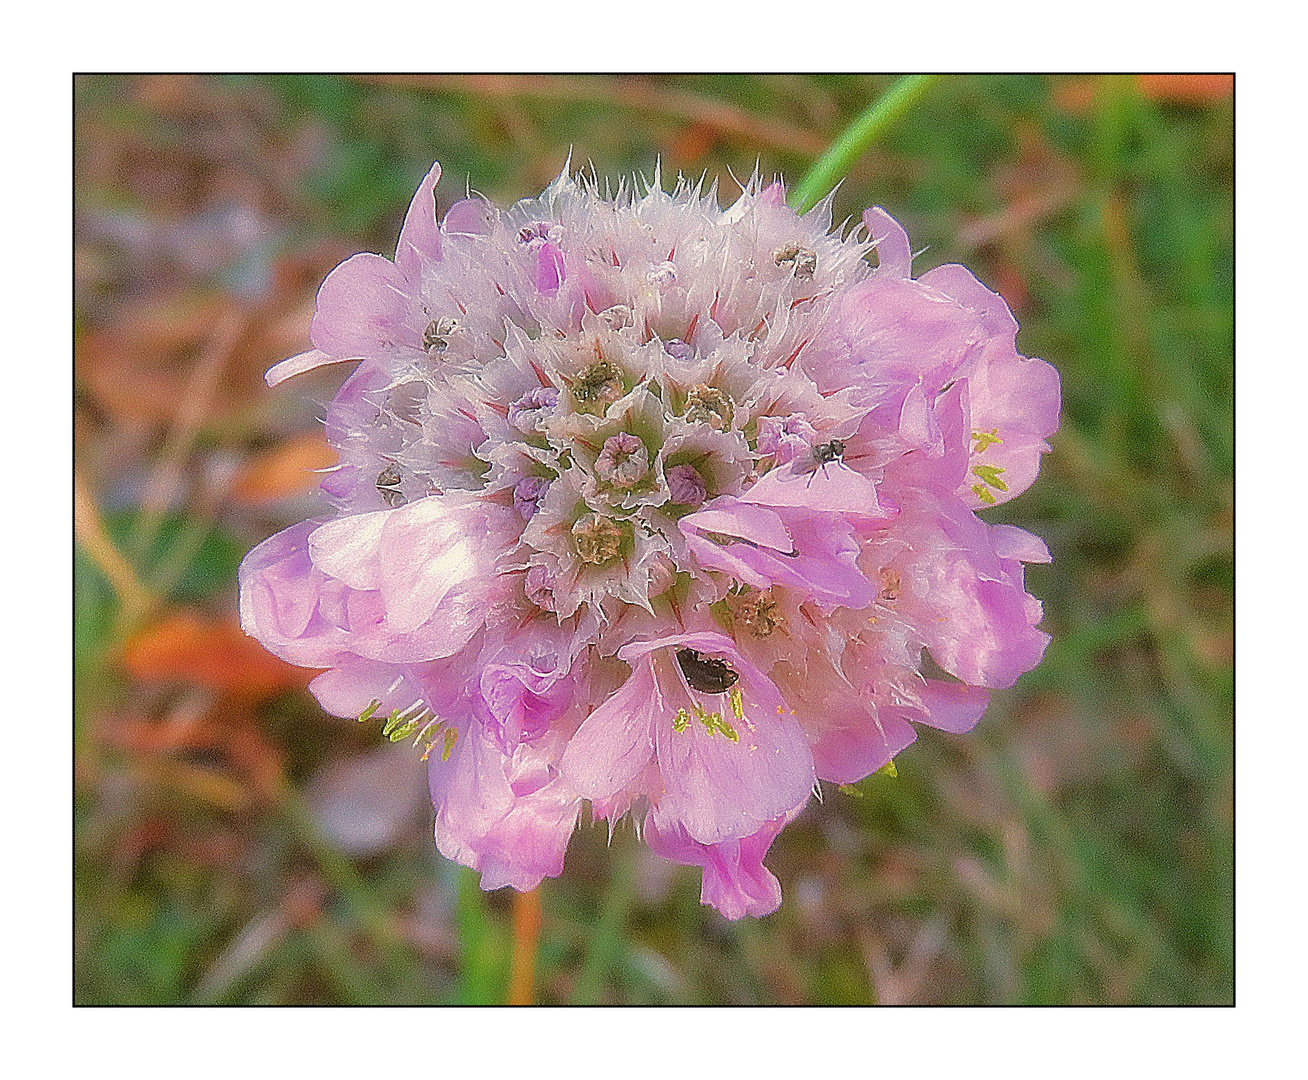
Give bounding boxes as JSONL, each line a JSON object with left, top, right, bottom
{"left": 990, "top": 524, "right": 1052, "bottom": 564}
{"left": 915, "top": 679, "right": 990, "bottom": 734}
{"left": 377, "top": 496, "right": 515, "bottom": 634}
{"left": 475, "top": 780, "right": 581, "bottom": 891}
{"left": 307, "top": 509, "right": 391, "bottom": 591}
{"left": 443, "top": 197, "right": 496, "bottom": 235}
{"left": 644, "top": 814, "right": 787, "bottom": 920}
{"left": 264, "top": 349, "right": 345, "bottom": 387}
{"left": 394, "top": 162, "right": 442, "bottom": 280}
{"left": 680, "top": 500, "right": 792, "bottom": 550}
{"left": 919, "top": 263, "right": 1019, "bottom": 337}
{"left": 741, "top": 461, "right": 895, "bottom": 523}
{"left": 645, "top": 638, "right": 814, "bottom": 846}
{"left": 309, "top": 252, "right": 419, "bottom": 358}
{"left": 431, "top": 722, "right": 516, "bottom": 869}
{"left": 865, "top": 206, "right": 912, "bottom": 277}
{"left": 560, "top": 660, "right": 659, "bottom": 800}
{"left": 535, "top": 241, "right": 566, "bottom": 295}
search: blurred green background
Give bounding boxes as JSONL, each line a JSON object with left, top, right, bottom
{"left": 74, "top": 73, "right": 1233, "bottom": 1006}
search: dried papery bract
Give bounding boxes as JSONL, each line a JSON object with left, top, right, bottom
{"left": 240, "top": 161, "right": 1060, "bottom": 917}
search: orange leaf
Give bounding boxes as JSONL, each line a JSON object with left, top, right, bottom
{"left": 122, "top": 610, "right": 315, "bottom": 699}
{"left": 1056, "top": 73, "right": 1233, "bottom": 113}
{"left": 1137, "top": 73, "right": 1233, "bottom": 105}
{"left": 231, "top": 431, "right": 338, "bottom": 504}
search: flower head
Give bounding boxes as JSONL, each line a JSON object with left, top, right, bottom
{"left": 241, "top": 162, "right": 1059, "bottom": 917}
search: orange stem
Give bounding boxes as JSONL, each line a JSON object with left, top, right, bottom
{"left": 507, "top": 887, "right": 542, "bottom": 1005}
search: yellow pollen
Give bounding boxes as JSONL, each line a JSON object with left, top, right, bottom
{"left": 971, "top": 464, "right": 1008, "bottom": 491}
{"left": 441, "top": 727, "right": 459, "bottom": 762}
{"left": 673, "top": 708, "right": 691, "bottom": 733}
{"left": 729, "top": 686, "right": 745, "bottom": 721}
{"left": 971, "top": 428, "right": 1003, "bottom": 452}
{"left": 416, "top": 719, "right": 446, "bottom": 760}
{"left": 971, "top": 483, "right": 997, "bottom": 504}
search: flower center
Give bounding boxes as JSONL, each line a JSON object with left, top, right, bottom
{"left": 684, "top": 384, "right": 732, "bottom": 429}
{"left": 572, "top": 360, "right": 625, "bottom": 411}
{"left": 773, "top": 243, "right": 817, "bottom": 279}
{"left": 571, "top": 513, "right": 625, "bottom": 564}
{"left": 733, "top": 591, "right": 780, "bottom": 636}
{"left": 509, "top": 387, "right": 560, "bottom": 432}
{"left": 423, "top": 317, "right": 461, "bottom": 354}
{"left": 513, "top": 476, "right": 551, "bottom": 520}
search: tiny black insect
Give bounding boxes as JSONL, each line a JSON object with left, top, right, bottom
{"left": 773, "top": 243, "right": 817, "bottom": 280}
{"left": 806, "top": 438, "right": 848, "bottom": 488}
{"left": 676, "top": 648, "right": 740, "bottom": 694}
{"left": 812, "top": 439, "right": 846, "bottom": 466}
{"left": 423, "top": 317, "right": 461, "bottom": 354}
{"left": 376, "top": 464, "right": 406, "bottom": 507}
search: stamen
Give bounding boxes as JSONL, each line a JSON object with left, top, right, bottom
{"left": 729, "top": 686, "right": 745, "bottom": 721}
{"left": 572, "top": 360, "right": 625, "bottom": 410}
{"left": 376, "top": 464, "right": 406, "bottom": 507}
{"left": 732, "top": 590, "right": 780, "bottom": 636}
{"left": 423, "top": 316, "right": 462, "bottom": 354}
{"left": 878, "top": 570, "right": 901, "bottom": 602}
{"left": 441, "top": 727, "right": 459, "bottom": 762}
{"left": 970, "top": 464, "right": 1008, "bottom": 491}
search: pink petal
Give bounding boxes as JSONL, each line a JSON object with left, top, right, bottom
{"left": 308, "top": 658, "right": 425, "bottom": 719}
{"left": 652, "top": 657, "right": 813, "bottom": 846}
{"left": 864, "top": 206, "right": 912, "bottom": 277}
{"left": 915, "top": 679, "right": 990, "bottom": 734}
{"left": 990, "top": 524, "right": 1052, "bottom": 564}
{"left": 377, "top": 496, "right": 510, "bottom": 634}
{"left": 264, "top": 349, "right": 344, "bottom": 387}
{"left": 535, "top": 241, "right": 566, "bottom": 295}
{"left": 394, "top": 162, "right": 443, "bottom": 281}
{"left": 560, "top": 659, "right": 659, "bottom": 800}
{"left": 644, "top": 814, "right": 787, "bottom": 920}
{"left": 307, "top": 508, "right": 391, "bottom": 591}
{"left": 741, "top": 461, "right": 894, "bottom": 523}
{"left": 919, "top": 263, "right": 1019, "bottom": 337}
{"left": 475, "top": 780, "right": 582, "bottom": 892}
{"left": 442, "top": 197, "right": 495, "bottom": 235}
{"left": 309, "top": 252, "right": 418, "bottom": 358}
{"left": 680, "top": 500, "right": 792, "bottom": 551}
{"left": 431, "top": 722, "right": 516, "bottom": 870}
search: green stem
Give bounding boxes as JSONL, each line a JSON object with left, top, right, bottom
{"left": 570, "top": 847, "right": 634, "bottom": 1006}
{"left": 788, "top": 74, "right": 944, "bottom": 214}
{"left": 456, "top": 867, "right": 506, "bottom": 1005}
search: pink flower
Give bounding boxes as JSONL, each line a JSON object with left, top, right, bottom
{"left": 240, "top": 163, "right": 1059, "bottom": 918}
